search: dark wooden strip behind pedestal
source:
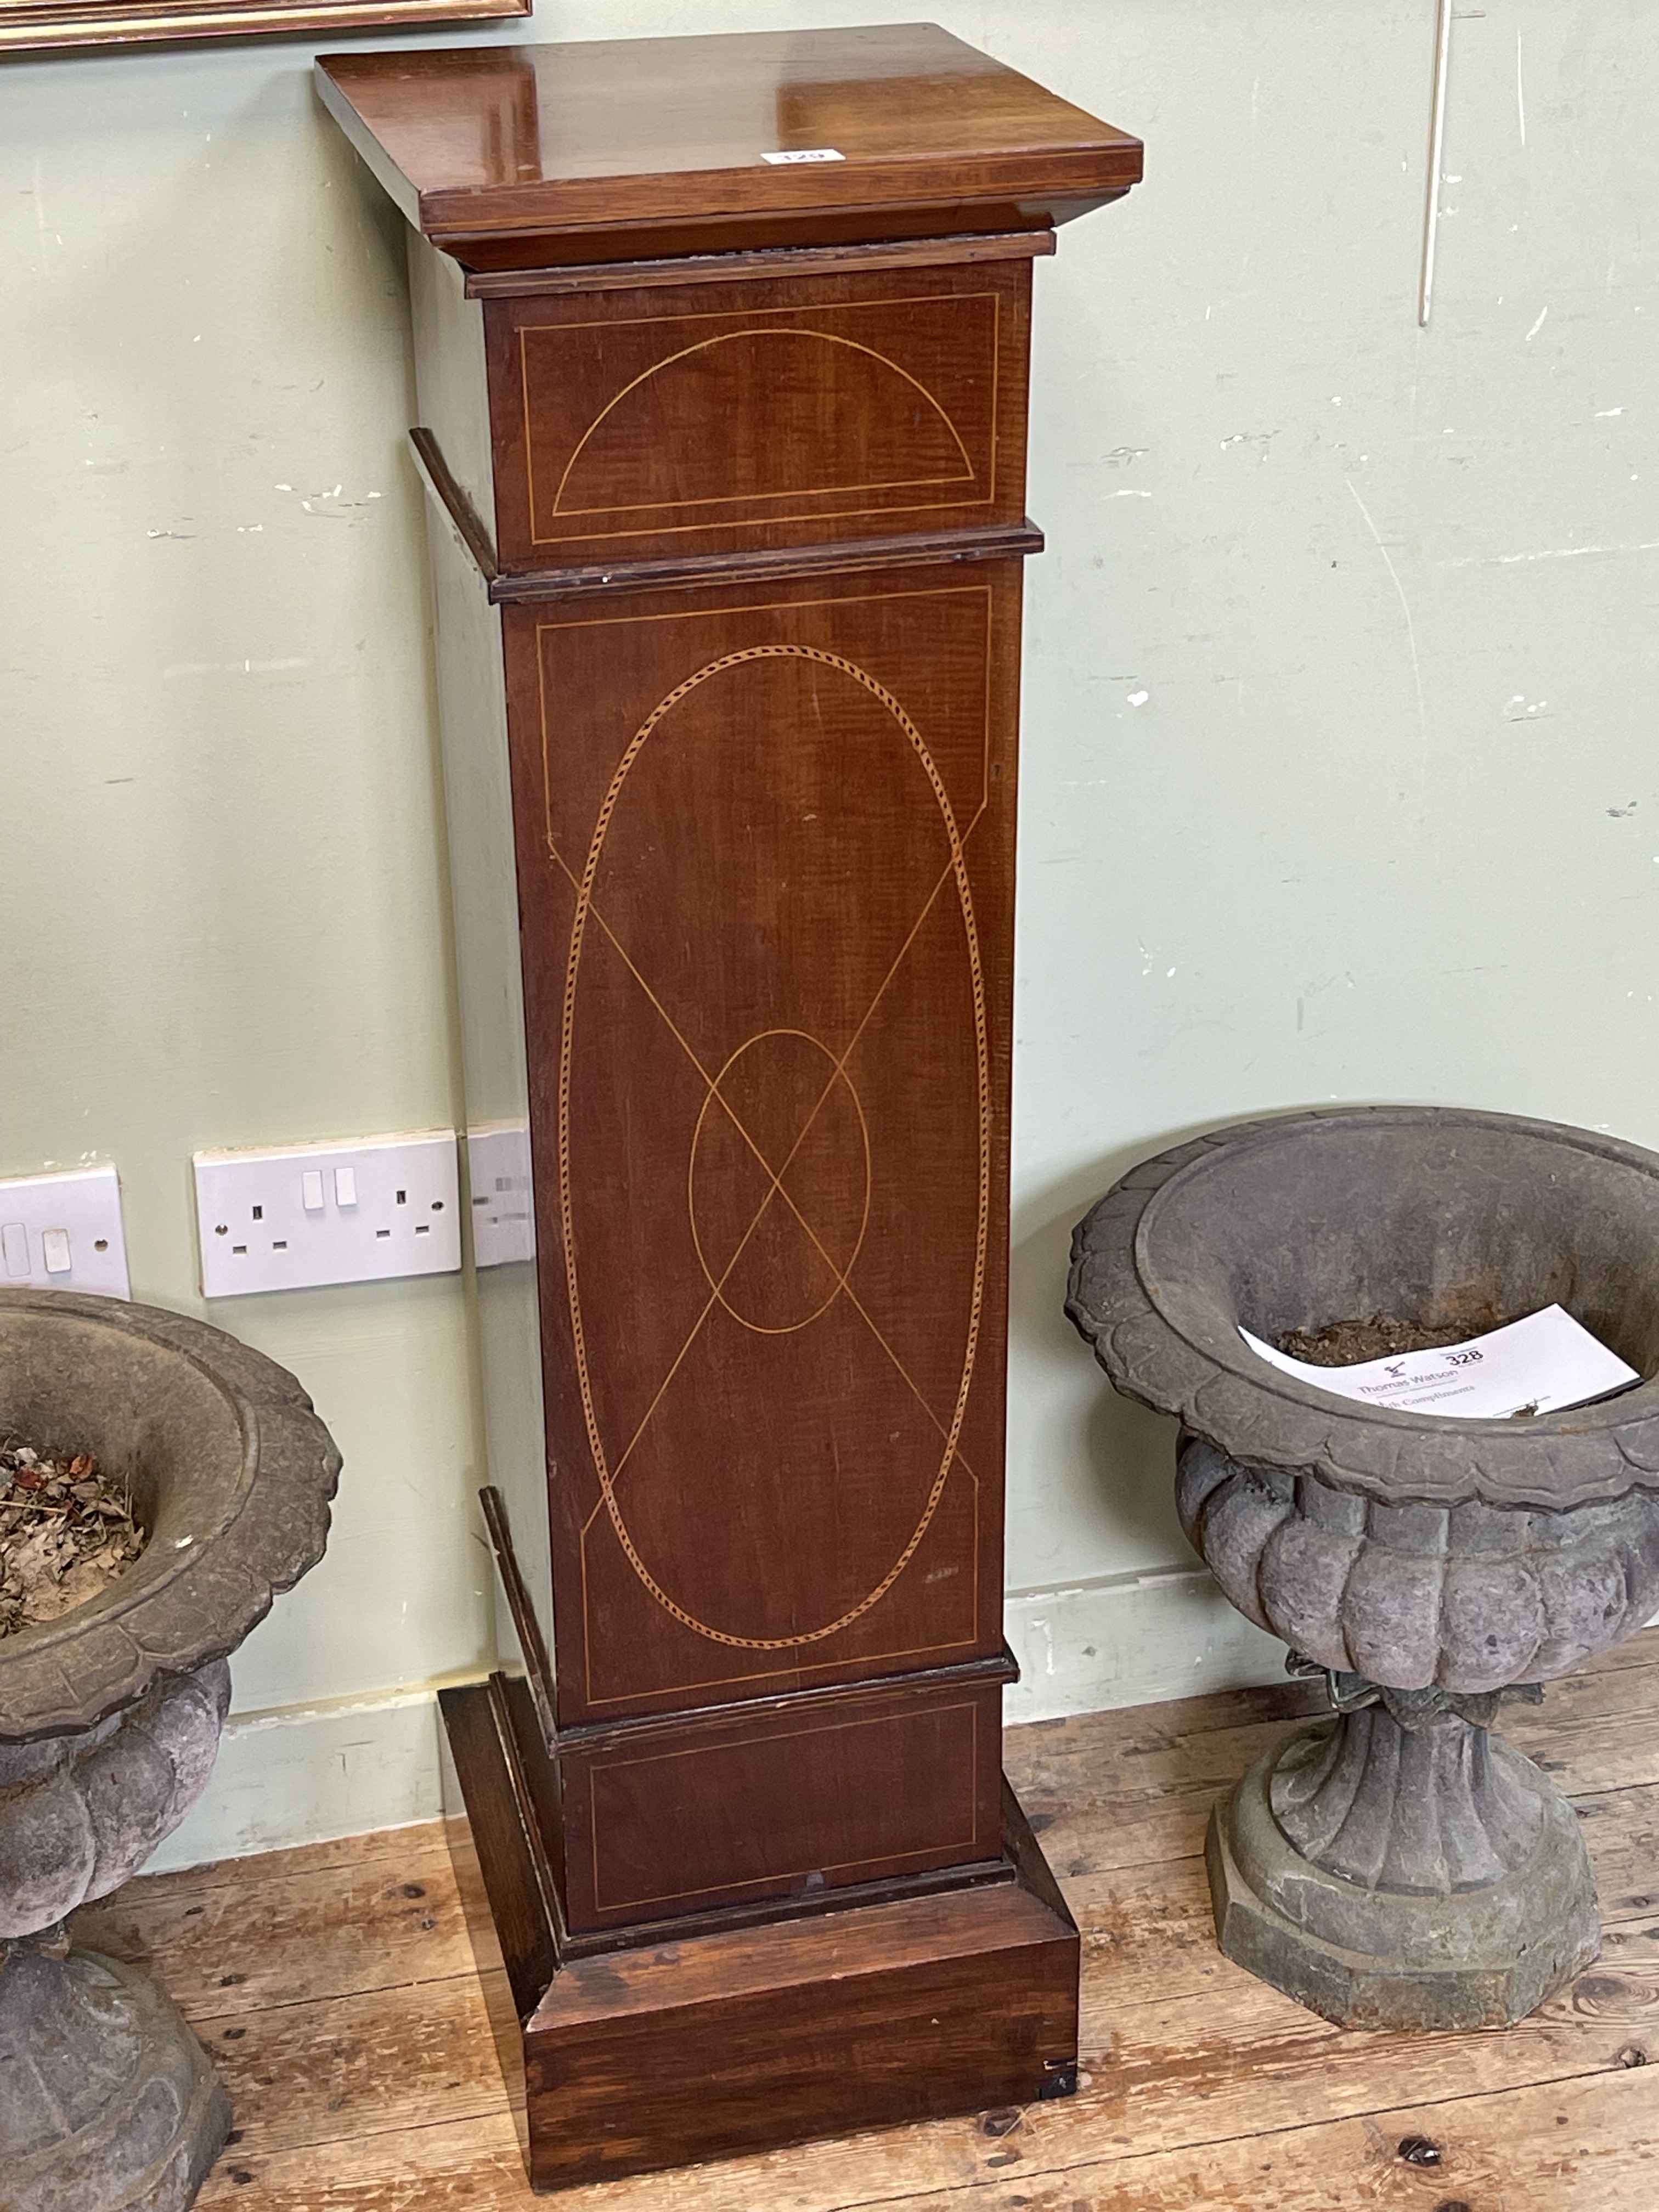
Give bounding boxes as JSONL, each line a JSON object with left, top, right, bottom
{"left": 318, "top": 25, "right": 1142, "bottom": 2192}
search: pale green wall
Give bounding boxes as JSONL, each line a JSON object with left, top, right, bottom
{"left": 3, "top": 1, "right": 1655, "bottom": 1849}
{"left": 1, "top": 40, "right": 492, "bottom": 1852}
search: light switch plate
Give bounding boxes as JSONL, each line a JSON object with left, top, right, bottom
{"left": 193, "top": 1132, "right": 461, "bottom": 1298}
{"left": 0, "top": 1164, "right": 130, "bottom": 1298}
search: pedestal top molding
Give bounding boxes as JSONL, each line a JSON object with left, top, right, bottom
{"left": 314, "top": 24, "right": 1143, "bottom": 268}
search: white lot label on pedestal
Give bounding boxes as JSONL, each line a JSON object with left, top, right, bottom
{"left": 1240, "top": 1305, "right": 1641, "bottom": 1420}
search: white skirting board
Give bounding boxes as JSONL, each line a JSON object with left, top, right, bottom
{"left": 148, "top": 1681, "right": 459, "bottom": 1874}
{"left": 1003, "top": 1566, "right": 1288, "bottom": 1725}
{"left": 149, "top": 1570, "right": 1285, "bottom": 1871}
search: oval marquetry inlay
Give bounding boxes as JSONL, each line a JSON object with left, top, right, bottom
{"left": 687, "top": 1029, "right": 872, "bottom": 1336}
{"left": 557, "top": 644, "right": 989, "bottom": 1652}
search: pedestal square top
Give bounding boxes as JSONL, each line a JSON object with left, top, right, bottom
{"left": 315, "top": 24, "right": 1141, "bottom": 258}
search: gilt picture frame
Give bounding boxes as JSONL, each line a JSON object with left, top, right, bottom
{"left": 0, "top": 0, "right": 526, "bottom": 57}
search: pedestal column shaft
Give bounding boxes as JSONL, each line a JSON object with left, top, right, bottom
{"left": 318, "top": 29, "right": 1144, "bottom": 2182}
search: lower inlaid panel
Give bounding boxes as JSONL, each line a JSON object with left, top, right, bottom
{"left": 558, "top": 1675, "right": 1005, "bottom": 1933}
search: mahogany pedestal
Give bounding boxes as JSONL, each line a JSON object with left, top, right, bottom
{"left": 318, "top": 27, "right": 1142, "bottom": 2190}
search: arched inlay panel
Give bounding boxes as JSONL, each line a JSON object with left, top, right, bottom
{"left": 489, "top": 261, "right": 1031, "bottom": 565}
{"left": 547, "top": 326, "right": 975, "bottom": 524}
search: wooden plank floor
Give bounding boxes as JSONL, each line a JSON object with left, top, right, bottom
{"left": 71, "top": 1632, "right": 1659, "bottom": 2209}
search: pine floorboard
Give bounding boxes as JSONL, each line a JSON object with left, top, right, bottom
{"left": 71, "top": 1626, "right": 1659, "bottom": 2210}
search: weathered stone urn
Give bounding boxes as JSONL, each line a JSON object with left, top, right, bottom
{"left": 0, "top": 1288, "right": 340, "bottom": 2209}
{"left": 1066, "top": 1108, "right": 1659, "bottom": 2032}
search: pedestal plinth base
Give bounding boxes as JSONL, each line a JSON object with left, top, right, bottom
{"left": 1209, "top": 1732, "right": 1601, "bottom": 2033}
{"left": 0, "top": 1940, "right": 230, "bottom": 2211}
{"left": 440, "top": 1681, "right": 1079, "bottom": 2192}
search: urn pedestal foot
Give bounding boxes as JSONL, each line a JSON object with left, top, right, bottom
{"left": 1207, "top": 1697, "right": 1601, "bottom": 2032}
{"left": 1066, "top": 1107, "right": 1659, "bottom": 2032}
{"left": 0, "top": 1934, "right": 232, "bottom": 2212}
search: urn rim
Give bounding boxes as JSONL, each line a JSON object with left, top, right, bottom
{"left": 0, "top": 1288, "right": 341, "bottom": 1742}
{"left": 1066, "top": 1105, "right": 1659, "bottom": 1512}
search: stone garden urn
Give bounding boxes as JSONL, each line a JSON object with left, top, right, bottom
{"left": 0, "top": 1288, "right": 340, "bottom": 2210}
{"left": 1066, "top": 1108, "right": 1659, "bottom": 2032}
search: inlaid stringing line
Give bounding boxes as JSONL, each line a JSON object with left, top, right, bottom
{"left": 517, "top": 291, "right": 1000, "bottom": 542}
{"left": 540, "top": 840, "right": 981, "bottom": 1514}
{"left": 586, "top": 1702, "right": 981, "bottom": 1915}
{"left": 683, "top": 1031, "right": 871, "bottom": 1337}
{"left": 546, "top": 329, "right": 976, "bottom": 518}
{"left": 556, "top": 644, "right": 991, "bottom": 1652}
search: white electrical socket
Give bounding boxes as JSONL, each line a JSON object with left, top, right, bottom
{"left": 0, "top": 1165, "right": 130, "bottom": 1298}
{"left": 465, "top": 1123, "right": 536, "bottom": 1269}
{"left": 193, "top": 1132, "right": 461, "bottom": 1299}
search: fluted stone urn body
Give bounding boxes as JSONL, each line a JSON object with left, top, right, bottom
{"left": 1067, "top": 1109, "right": 1659, "bottom": 2032}
{"left": 0, "top": 1290, "right": 340, "bottom": 2210}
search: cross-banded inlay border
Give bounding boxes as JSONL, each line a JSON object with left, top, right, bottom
{"left": 554, "top": 641, "right": 991, "bottom": 1653}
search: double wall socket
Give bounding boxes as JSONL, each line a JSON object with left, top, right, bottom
{"left": 193, "top": 1132, "right": 461, "bottom": 1299}
{"left": 0, "top": 1165, "right": 131, "bottom": 1297}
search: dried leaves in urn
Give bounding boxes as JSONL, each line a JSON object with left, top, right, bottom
{"left": 1276, "top": 1314, "right": 1505, "bottom": 1367}
{"left": 0, "top": 1443, "right": 147, "bottom": 1636}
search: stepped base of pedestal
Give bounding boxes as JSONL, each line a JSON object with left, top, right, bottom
{"left": 1208, "top": 1735, "right": 1602, "bottom": 2033}
{"left": 439, "top": 1680, "right": 1079, "bottom": 2192}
